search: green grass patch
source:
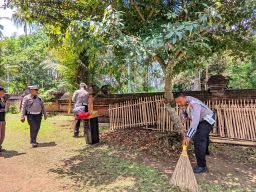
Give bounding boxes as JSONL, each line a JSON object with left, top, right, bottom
{"left": 200, "top": 183, "right": 255, "bottom": 192}
{"left": 50, "top": 145, "right": 178, "bottom": 192}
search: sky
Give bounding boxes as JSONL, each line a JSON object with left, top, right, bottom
{"left": 0, "top": 0, "right": 25, "bottom": 37}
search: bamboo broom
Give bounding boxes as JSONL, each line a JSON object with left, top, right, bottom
{"left": 170, "top": 145, "right": 199, "bottom": 192}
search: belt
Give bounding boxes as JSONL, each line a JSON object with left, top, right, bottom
{"left": 27, "top": 112, "right": 42, "bottom": 115}
{"left": 75, "top": 103, "right": 87, "bottom": 107}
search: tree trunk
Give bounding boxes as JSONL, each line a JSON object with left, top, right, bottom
{"left": 192, "top": 68, "right": 201, "bottom": 91}
{"left": 163, "top": 60, "right": 183, "bottom": 133}
{"left": 142, "top": 65, "right": 149, "bottom": 92}
{"left": 205, "top": 64, "right": 209, "bottom": 90}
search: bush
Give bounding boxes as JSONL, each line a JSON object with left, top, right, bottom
{"left": 9, "top": 104, "right": 19, "bottom": 114}
{"left": 40, "top": 88, "right": 57, "bottom": 102}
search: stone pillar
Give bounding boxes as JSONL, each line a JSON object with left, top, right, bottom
{"left": 88, "top": 86, "right": 95, "bottom": 113}
{"left": 207, "top": 75, "right": 229, "bottom": 98}
{"left": 88, "top": 93, "right": 94, "bottom": 112}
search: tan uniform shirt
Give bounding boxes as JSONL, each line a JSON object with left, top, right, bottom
{"left": 21, "top": 94, "right": 46, "bottom": 118}
{"left": 72, "top": 89, "right": 89, "bottom": 108}
{"left": 179, "top": 96, "right": 214, "bottom": 138}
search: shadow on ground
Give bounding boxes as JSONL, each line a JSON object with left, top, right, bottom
{"left": 49, "top": 144, "right": 177, "bottom": 192}
{"left": 0, "top": 150, "right": 26, "bottom": 158}
{"left": 38, "top": 142, "right": 57, "bottom": 148}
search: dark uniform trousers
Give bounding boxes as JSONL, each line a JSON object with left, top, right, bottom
{"left": 27, "top": 114, "right": 42, "bottom": 143}
{"left": 193, "top": 120, "right": 213, "bottom": 167}
{"left": 74, "top": 105, "right": 88, "bottom": 135}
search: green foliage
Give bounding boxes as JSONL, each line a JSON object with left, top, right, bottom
{"left": 8, "top": 104, "right": 19, "bottom": 114}
{"left": 0, "top": 32, "right": 58, "bottom": 92}
{"left": 39, "top": 88, "right": 57, "bottom": 102}
{"left": 5, "top": 0, "right": 256, "bottom": 93}
{"left": 225, "top": 60, "right": 256, "bottom": 89}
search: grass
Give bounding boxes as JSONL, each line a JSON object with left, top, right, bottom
{"left": 200, "top": 183, "right": 256, "bottom": 192}
{"left": 50, "top": 145, "right": 177, "bottom": 192}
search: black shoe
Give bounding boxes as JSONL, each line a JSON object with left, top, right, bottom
{"left": 193, "top": 166, "right": 209, "bottom": 174}
{"left": 32, "top": 143, "right": 38, "bottom": 148}
{"left": 0, "top": 147, "right": 6, "bottom": 152}
{"left": 206, "top": 151, "right": 210, "bottom": 156}
{"left": 73, "top": 133, "right": 79, "bottom": 137}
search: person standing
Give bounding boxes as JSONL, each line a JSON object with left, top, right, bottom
{"left": 72, "top": 83, "right": 89, "bottom": 137}
{"left": 175, "top": 93, "right": 215, "bottom": 174}
{"left": 0, "top": 86, "right": 8, "bottom": 152}
{"left": 20, "top": 85, "right": 47, "bottom": 147}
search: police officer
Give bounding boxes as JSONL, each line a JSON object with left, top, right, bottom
{"left": 175, "top": 93, "right": 215, "bottom": 174}
{"left": 20, "top": 85, "right": 47, "bottom": 147}
{"left": 72, "top": 83, "right": 89, "bottom": 137}
{"left": 0, "top": 86, "right": 7, "bottom": 152}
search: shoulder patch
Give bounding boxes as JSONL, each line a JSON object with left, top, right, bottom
{"left": 24, "top": 95, "right": 30, "bottom": 99}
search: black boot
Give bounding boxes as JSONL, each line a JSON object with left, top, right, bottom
{"left": 32, "top": 143, "right": 38, "bottom": 148}
{"left": 193, "top": 166, "right": 209, "bottom": 174}
{"left": 0, "top": 146, "right": 6, "bottom": 152}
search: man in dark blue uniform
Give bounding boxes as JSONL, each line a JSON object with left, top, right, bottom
{"left": 0, "top": 86, "right": 7, "bottom": 152}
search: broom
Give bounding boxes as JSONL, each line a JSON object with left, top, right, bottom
{"left": 170, "top": 145, "right": 199, "bottom": 192}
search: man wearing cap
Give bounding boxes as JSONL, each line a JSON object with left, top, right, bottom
{"left": 20, "top": 85, "right": 47, "bottom": 147}
{"left": 0, "top": 86, "right": 9, "bottom": 152}
{"left": 72, "top": 83, "right": 89, "bottom": 137}
{"left": 175, "top": 93, "right": 215, "bottom": 174}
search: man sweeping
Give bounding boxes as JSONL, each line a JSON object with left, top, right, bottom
{"left": 175, "top": 93, "right": 215, "bottom": 174}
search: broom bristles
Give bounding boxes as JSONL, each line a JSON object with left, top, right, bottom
{"left": 170, "top": 147, "right": 199, "bottom": 192}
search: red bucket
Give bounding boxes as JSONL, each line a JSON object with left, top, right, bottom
{"left": 76, "top": 112, "right": 90, "bottom": 119}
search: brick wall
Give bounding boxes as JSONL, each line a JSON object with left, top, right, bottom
{"left": 93, "top": 89, "right": 256, "bottom": 122}
{"left": 6, "top": 89, "right": 256, "bottom": 122}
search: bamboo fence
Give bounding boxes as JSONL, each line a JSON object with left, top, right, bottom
{"left": 109, "top": 95, "right": 164, "bottom": 130}
{"left": 109, "top": 96, "right": 256, "bottom": 142}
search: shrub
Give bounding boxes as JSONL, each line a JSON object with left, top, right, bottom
{"left": 9, "top": 104, "right": 19, "bottom": 114}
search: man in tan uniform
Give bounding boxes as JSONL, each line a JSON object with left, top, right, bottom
{"left": 20, "top": 85, "right": 47, "bottom": 147}
{"left": 176, "top": 93, "right": 215, "bottom": 173}
{"left": 72, "top": 83, "right": 89, "bottom": 137}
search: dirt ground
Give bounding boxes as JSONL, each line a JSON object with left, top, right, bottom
{"left": 0, "top": 114, "right": 255, "bottom": 192}
{"left": 101, "top": 129, "right": 256, "bottom": 191}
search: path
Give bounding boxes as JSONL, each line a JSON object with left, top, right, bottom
{"left": 0, "top": 114, "right": 84, "bottom": 192}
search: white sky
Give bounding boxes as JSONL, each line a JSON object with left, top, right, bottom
{"left": 0, "top": 0, "right": 25, "bottom": 37}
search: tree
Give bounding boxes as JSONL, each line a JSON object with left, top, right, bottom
{"left": 114, "top": 0, "right": 256, "bottom": 130}
{"left": 0, "top": 32, "right": 58, "bottom": 92}
{"left": 8, "top": 0, "right": 256, "bottom": 131}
